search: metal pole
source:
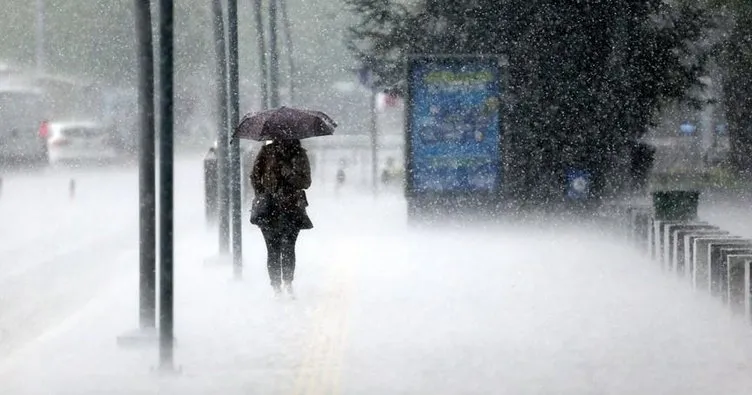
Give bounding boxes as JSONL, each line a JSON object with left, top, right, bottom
{"left": 212, "top": 0, "right": 230, "bottom": 254}
{"left": 268, "top": 0, "right": 280, "bottom": 108}
{"left": 35, "top": 0, "right": 45, "bottom": 73}
{"left": 157, "top": 0, "right": 175, "bottom": 370}
{"left": 370, "top": 86, "right": 378, "bottom": 195}
{"left": 253, "top": 0, "right": 269, "bottom": 110}
{"left": 228, "top": 0, "right": 243, "bottom": 278}
{"left": 135, "top": 0, "right": 156, "bottom": 330}
{"left": 279, "top": 0, "right": 295, "bottom": 105}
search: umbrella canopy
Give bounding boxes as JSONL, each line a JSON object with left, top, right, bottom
{"left": 234, "top": 106, "right": 337, "bottom": 141}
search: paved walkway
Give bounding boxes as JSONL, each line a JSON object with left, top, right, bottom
{"left": 2, "top": 194, "right": 752, "bottom": 394}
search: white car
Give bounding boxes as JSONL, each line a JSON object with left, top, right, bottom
{"left": 45, "top": 120, "right": 121, "bottom": 166}
{"left": 0, "top": 86, "right": 48, "bottom": 167}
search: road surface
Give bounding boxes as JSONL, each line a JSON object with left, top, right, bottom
{"left": 0, "top": 160, "right": 750, "bottom": 394}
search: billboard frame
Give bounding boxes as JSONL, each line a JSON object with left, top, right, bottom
{"left": 404, "top": 54, "right": 509, "bottom": 215}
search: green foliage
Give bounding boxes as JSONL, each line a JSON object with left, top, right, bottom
{"left": 346, "top": 0, "right": 714, "bottom": 203}
{"left": 704, "top": 0, "right": 752, "bottom": 172}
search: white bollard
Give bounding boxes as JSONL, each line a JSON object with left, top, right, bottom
{"left": 692, "top": 236, "right": 744, "bottom": 290}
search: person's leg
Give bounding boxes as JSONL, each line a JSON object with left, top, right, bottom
{"left": 261, "top": 227, "right": 283, "bottom": 292}
{"left": 280, "top": 229, "right": 300, "bottom": 288}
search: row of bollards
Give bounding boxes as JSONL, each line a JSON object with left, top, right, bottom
{"left": 622, "top": 190, "right": 752, "bottom": 325}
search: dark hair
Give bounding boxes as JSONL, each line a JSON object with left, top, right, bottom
{"left": 272, "top": 139, "right": 305, "bottom": 159}
{"left": 279, "top": 139, "right": 301, "bottom": 148}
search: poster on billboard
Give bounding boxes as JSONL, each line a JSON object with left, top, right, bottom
{"left": 406, "top": 56, "right": 502, "bottom": 196}
{"left": 566, "top": 169, "right": 591, "bottom": 200}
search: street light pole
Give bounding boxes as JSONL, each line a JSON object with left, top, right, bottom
{"left": 157, "top": 0, "right": 175, "bottom": 371}
{"left": 279, "top": 0, "right": 295, "bottom": 105}
{"left": 228, "top": 0, "right": 243, "bottom": 279}
{"left": 35, "top": 0, "right": 45, "bottom": 72}
{"left": 253, "top": 0, "right": 269, "bottom": 110}
{"left": 358, "top": 67, "right": 379, "bottom": 195}
{"left": 268, "top": 0, "right": 280, "bottom": 108}
{"left": 115, "top": 0, "right": 158, "bottom": 350}
{"left": 134, "top": 0, "right": 156, "bottom": 331}
{"left": 212, "top": 0, "right": 230, "bottom": 255}
{"left": 370, "top": 85, "right": 378, "bottom": 195}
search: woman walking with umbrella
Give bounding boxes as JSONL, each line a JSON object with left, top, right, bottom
{"left": 237, "top": 107, "right": 336, "bottom": 298}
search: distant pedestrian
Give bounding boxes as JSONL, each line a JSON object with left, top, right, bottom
{"left": 250, "top": 139, "right": 313, "bottom": 298}
{"left": 336, "top": 167, "right": 346, "bottom": 186}
{"left": 381, "top": 156, "right": 396, "bottom": 186}
{"left": 335, "top": 157, "right": 347, "bottom": 195}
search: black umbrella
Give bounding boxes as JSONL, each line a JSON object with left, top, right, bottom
{"left": 234, "top": 106, "right": 337, "bottom": 141}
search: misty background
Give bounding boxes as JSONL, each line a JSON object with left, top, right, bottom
{"left": 0, "top": 0, "right": 372, "bottom": 141}
{"left": 3, "top": 2, "right": 752, "bottom": 394}
{"left": 1, "top": 0, "right": 747, "bottom": 203}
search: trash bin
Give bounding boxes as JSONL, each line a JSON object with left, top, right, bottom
{"left": 204, "top": 148, "right": 218, "bottom": 224}
{"left": 630, "top": 141, "right": 655, "bottom": 192}
{"left": 652, "top": 190, "right": 699, "bottom": 221}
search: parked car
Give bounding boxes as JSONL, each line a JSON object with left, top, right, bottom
{"left": 0, "top": 86, "right": 48, "bottom": 167}
{"left": 45, "top": 120, "right": 121, "bottom": 166}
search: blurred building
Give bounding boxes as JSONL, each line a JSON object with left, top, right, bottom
{"left": 646, "top": 63, "right": 729, "bottom": 177}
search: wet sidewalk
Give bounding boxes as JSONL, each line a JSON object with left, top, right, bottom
{"left": 2, "top": 195, "right": 752, "bottom": 394}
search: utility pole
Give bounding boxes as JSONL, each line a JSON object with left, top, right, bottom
{"left": 370, "top": 84, "right": 378, "bottom": 196}
{"left": 35, "top": 0, "right": 45, "bottom": 72}
{"left": 269, "top": 0, "right": 280, "bottom": 108}
{"left": 279, "top": 0, "right": 295, "bottom": 105}
{"left": 157, "top": 0, "right": 175, "bottom": 371}
{"left": 212, "top": 0, "right": 230, "bottom": 254}
{"left": 253, "top": 0, "right": 269, "bottom": 110}
{"left": 116, "top": 0, "right": 157, "bottom": 349}
{"left": 134, "top": 0, "right": 156, "bottom": 332}
{"left": 360, "top": 68, "right": 379, "bottom": 196}
{"left": 228, "top": 0, "right": 243, "bottom": 278}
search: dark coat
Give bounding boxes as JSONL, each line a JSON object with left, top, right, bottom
{"left": 251, "top": 141, "right": 312, "bottom": 230}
